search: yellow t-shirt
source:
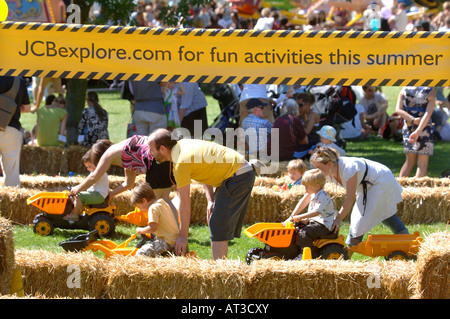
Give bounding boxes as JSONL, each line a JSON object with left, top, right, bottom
{"left": 147, "top": 199, "right": 179, "bottom": 246}
{"left": 171, "top": 139, "right": 245, "bottom": 188}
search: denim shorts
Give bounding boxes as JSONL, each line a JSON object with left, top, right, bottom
{"left": 209, "top": 169, "right": 256, "bottom": 242}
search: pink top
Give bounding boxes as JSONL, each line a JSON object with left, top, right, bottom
{"left": 121, "top": 135, "right": 153, "bottom": 174}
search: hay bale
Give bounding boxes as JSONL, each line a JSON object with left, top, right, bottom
{"left": 103, "top": 255, "right": 248, "bottom": 299}
{"left": 14, "top": 250, "right": 106, "bottom": 298}
{"left": 20, "top": 145, "right": 124, "bottom": 176}
{"left": 0, "top": 217, "right": 15, "bottom": 295}
{"left": 397, "top": 187, "right": 450, "bottom": 224}
{"left": 246, "top": 259, "right": 415, "bottom": 299}
{"left": 411, "top": 231, "right": 449, "bottom": 299}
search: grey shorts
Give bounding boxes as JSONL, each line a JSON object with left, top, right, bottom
{"left": 209, "top": 169, "right": 256, "bottom": 242}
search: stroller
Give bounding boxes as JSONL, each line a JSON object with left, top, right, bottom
{"left": 209, "top": 84, "right": 240, "bottom": 132}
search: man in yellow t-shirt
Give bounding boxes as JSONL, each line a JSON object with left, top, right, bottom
{"left": 148, "top": 128, "right": 256, "bottom": 260}
{"left": 131, "top": 182, "right": 180, "bottom": 257}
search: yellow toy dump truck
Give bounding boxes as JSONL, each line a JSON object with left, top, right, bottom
{"left": 244, "top": 222, "right": 423, "bottom": 263}
{"left": 346, "top": 231, "right": 423, "bottom": 261}
{"left": 27, "top": 191, "right": 116, "bottom": 236}
{"left": 244, "top": 222, "right": 349, "bottom": 264}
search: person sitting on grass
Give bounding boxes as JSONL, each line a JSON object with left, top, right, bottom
{"left": 283, "top": 169, "right": 337, "bottom": 260}
{"left": 287, "top": 159, "right": 307, "bottom": 186}
{"left": 64, "top": 150, "right": 109, "bottom": 221}
{"left": 131, "top": 182, "right": 180, "bottom": 258}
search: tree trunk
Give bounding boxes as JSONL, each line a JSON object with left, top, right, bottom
{"left": 65, "top": 79, "right": 87, "bottom": 144}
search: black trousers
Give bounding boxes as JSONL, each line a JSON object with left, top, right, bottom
{"left": 295, "top": 220, "right": 332, "bottom": 249}
{"left": 181, "top": 107, "right": 208, "bottom": 137}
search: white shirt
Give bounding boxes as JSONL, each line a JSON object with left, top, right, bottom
{"left": 87, "top": 172, "right": 109, "bottom": 199}
{"left": 309, "top": 189, "right": 337, "bottom": 230}
{"left": 328, "top": 157, "right": 403, "bottom": 237}
{"left": 341, "top": 103, "right": 365, "bottom": 139}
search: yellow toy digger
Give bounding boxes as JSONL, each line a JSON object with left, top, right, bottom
{"left": 244, "top": 222, "right": 423, "bottom": 263}
{"left": 28, "top": 190, "right": 116, "bottom": 237}
{"left": 244, "top": 221, "right": 349, "bottom": 264}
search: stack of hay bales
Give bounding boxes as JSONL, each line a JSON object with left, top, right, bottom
{"left": 246, "top": 259, "right": 415, "bottom": 299}
{"left": 14, "top": 250, "right": 106, "bottom": 298}
{"left": 411, "top": 231, "right": 449, "bottom": 299}
{"left": 103, "top": 256, "right": 248, "bottom": 299}
{"left": 0, "top": 217, "right": 15, "bottom": 295}
{"left": 20, "top": 145, "right": 123, "bottom": 176}
{"left": 0, "top": 175, "right": 449, "bottom": 226}
{"left": 8, "top": 231, "right": 449, "bottom": 299}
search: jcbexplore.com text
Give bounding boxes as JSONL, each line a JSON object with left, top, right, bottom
{"left": 18, "top": 40, "right": 444, "bottom": 67}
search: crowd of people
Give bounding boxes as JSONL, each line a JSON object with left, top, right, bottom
{"left": 1, "top": 0, "right": 449, "bottom": 260}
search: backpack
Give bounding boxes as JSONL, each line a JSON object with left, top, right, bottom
{"left": 326, "top": 86, "right": 358, "bottom": 125}
{"left": 0, "top": 77, "right": 20, "bottom": 131}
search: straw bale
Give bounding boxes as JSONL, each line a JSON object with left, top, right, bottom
{"left": 103, "top": 255, "right": 248, "bottom": 299}
{"left": 397, "top": 187, "right": 450, "bottom": 224}
{"left": 1, "top": 178, "right": 449, "bottom": 226}
{"left": 14, "top": 174, "right": 146, "bottom": 191}
{"left": 411, "top": 231, "right": 449, "bottom": 299}
{"left": 20, "top": 145, "right": 124, "bottom": 176}
{"left": 246, "top": 259, "right": 415, "bottom": 299}
{"left": 14, "top": 249, "right": 106, "bottom": 298}
{"left": 0, "top": 217, "right": 15, "bottom": 295}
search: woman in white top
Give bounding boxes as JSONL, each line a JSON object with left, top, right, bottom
{"left": 310, "top": 147, "right": 408, "bottom": 247}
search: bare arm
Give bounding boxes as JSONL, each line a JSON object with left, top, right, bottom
{"left": 331, "top": 173, "right": 357, "bottom": 233}
{"left": 109, "top": 168, "right": 137, "bottom": 197}
{"left": 175, "top": 185, "right": 191, "bottom": 255}
{"left": 203, "top": 184, "right": 215, "bottom": 224}
{"left": 283, "top": 193, "right": 311, "bottom": 224}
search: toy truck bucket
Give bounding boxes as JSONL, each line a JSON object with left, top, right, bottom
{"left": 115, "top": 207, "right": 148, "bottom": 227}
{"left": 244, "top": 222, "right": 296, "bottom": 248}
{"left": 27, "top": 191, "right": 70, "bottom": 215}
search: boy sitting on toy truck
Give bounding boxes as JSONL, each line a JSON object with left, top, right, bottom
{"left": 64, "top": 150, "right": 109, "bottom": 221}
{"left": 131, "top": 182, "right": 180, "bottom": 257}
{"left": 283, "top": 169, "right": 337, "bottom": 260}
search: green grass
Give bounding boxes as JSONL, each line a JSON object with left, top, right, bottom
{"left": 12, "top": 222, "right": 448, "bottom": 261}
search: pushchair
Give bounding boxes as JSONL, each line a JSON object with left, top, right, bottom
{"left": 209, "top": 84, "right": 240, "bottom": 132}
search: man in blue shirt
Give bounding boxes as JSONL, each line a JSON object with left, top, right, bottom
{"left": 241, "top": 98, "right": 273, "bottom": 158}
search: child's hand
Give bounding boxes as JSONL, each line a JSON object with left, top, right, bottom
{"left": 136, "top": 227, "right": 145, "bottom": 235}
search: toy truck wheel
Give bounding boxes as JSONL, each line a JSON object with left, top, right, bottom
{"left": 33, "top": 215, "right": 54, "bottom": 236}
{"left": 319, "top": 244, "right": 349, "bottom": 260}
{"left": 89, "top": 213, "right": 115, "bottom": 237}
{"left": 386, "top": 250, "right": 409, "bottom": 261}
{"left": 246, "top": 247, "right": 264, "bottom": 264}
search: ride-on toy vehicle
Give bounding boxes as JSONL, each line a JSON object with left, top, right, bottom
{"left": 244, "top": 222, "right": 423, "bottom": 263}
{"left": 59, "top": 229, "right": 151, "bottom": 258}
{"left": 244, "top": 222, "right": 349, "bottom": 264}
{"left": 28, "top": 191, "right": 116, "bottom": 236}
{"left": 59, "top": 229, "right": 198, "bottom": 259}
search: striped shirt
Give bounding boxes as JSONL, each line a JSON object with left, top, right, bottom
{"left": 121, "top": 135, "right": 153, "bottom": 174}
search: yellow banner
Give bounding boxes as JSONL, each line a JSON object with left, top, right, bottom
{"left": 0, "top": 22, "right": 449, "bottom": 86}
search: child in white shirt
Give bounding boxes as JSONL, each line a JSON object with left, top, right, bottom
{"left": 284, "top": 169, "right": 337, "bottom": 260}
{"left": 64, "top": 150, "right": 109, "bottom": 220}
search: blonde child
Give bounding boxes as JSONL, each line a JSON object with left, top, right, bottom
{"left": 64, "top": 150, "right": 109, "bottom": 220}
{"left": 132, "top": 182, "right": 180, "bottom": 257}
{"left": 283, "top": 169, "right": 337, "bottom": 260}
{"left": 287, "top": 159, "right": 307, "bottom": 186}
{"left": 316, "top": 125, "right": 345, "bottom": 157}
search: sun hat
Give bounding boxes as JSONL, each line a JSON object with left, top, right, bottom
{"left": 317, "top": 125, "right": 337, "bottom": 142}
